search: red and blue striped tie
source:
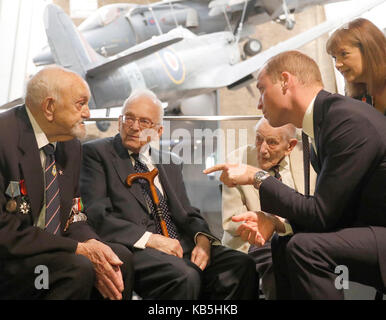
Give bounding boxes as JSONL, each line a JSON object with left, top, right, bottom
{"left": 42, "top": 144, "right": 61, "bottom": 234}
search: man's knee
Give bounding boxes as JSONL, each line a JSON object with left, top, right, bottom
{"left": 172, "top": 263, "right": 202, "bottom": 299}
{"left": 66, "top": 254, "right": 95, "bottom": 288}
{"left": 285, "top": 233, "right": 319, "bottom": 265}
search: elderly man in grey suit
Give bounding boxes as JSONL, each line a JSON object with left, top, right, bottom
{"left": 222, "top": 117, "right": 316, "bottom": 299}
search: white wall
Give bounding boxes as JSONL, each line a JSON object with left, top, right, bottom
{"left": 0, "top": 0, "right": 50, "bottom": 106}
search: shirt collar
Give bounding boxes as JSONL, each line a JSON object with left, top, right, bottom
{"left": 26, "top": 107, "right": 53, "bottom": 150}
{"left": 274, "top": 155, "right": 289, "bottom": 172}
{"left": 128, "top": 144, "right": 151, "bottom": 163}
{"left": 301, "top": 95, "right": 316, "bottom": 140}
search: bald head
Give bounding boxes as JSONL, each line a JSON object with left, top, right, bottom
{"left": 25, "top": 66, "right": 88, "bottom": 111}
{"left": 254, "top": 117, "right": 297, "bottom": 170}
{"left": 122, "top": 88, "right": 164, "bottom": 124}
{"left": 24, "top": 66, "right": 91, "bottom": 142}
{"left": 255, "top": 118, "right": 296, "bottom": 141}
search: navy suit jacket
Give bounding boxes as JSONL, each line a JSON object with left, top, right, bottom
{"left": 0, "top": 105, "right": 98, "bottom": 260}
{"left": 259, "top": 90, "right": 386, "bottom": 287}
{"left": 80, "top": 134, "right": 215, "bottom": 253}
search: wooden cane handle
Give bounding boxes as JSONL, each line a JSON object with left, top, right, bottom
{"left": 126, "top": 168, "right": 158, "bottom": 185}
{"left": 127, "top": 168, "right": 169, "bottom": 237}
{"left": 127, "top": 168, "right": 160, "bottom": 205}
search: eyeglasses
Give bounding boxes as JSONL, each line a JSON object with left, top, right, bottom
{"left": 120, "top": 115, "right": 157, "bottom": 129}
{"left": 255, "top": 132, "right": 281, "bottom": 148}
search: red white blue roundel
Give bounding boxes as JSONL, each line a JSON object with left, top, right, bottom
{"left": 156, "top": 48, "right": 185, "bottom": 84}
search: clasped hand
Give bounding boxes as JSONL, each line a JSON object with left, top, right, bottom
{"left": 76, "top": 238, "right": 124, "bottom": 300}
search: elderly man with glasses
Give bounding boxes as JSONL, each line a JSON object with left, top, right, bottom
{"left": 80, "top": 89, "right": 259, "bottom": 300}
{"left": 221, "top": 117, "right": 316, "bottom": 299}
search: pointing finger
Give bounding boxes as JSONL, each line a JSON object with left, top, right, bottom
{"left": 203, "top": 164, "right": 228, "bottom": 174}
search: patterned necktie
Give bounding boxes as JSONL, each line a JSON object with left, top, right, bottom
{"left": 131, "top": 154, "right": 179, "bottom": 239}
{"left": 271, "top": 165, "right": 282, "bottom": 181}
{"left": 42, "top": 144, "right": 61, "bottom": 234}
{"left": 302, "top": 131, "right": 310, "bottom": 197}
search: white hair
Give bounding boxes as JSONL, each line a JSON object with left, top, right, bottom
{"left": 254, "top": 117, "right": 296, "bottom": 141}
{"left": 122, "top": 88, "right": 164, "bottom": 124}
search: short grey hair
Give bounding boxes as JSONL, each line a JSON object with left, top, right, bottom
{"left": 25, "top": 66, "right": 84, "bottom": 109}
{"left": 254, "top": 117, "right": 296, "bottom": 141}
{"left": 122, "top": 88, "right": 164, "bottom": 124}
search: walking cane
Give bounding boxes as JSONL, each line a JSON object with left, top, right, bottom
{"left": 126, "top": 168, "right": 170, "bottom": 237}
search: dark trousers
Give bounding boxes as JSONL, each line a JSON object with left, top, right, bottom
{"left": 0, "top": 242, "right": 134, "bottom": 300}
{"left": 271, "top": 228, "right": 384, "bottom": 299}
{"left": 133, "top": 245, "right": 259, "bottom": 300}
{"left": 248, "top": 241, "right": 276, "bottom": 299}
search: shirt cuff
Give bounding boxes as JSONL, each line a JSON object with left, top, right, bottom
{"left": 194, "top": 232, "right": 221, "bottom": 246}
{"left": 134, "top": 231, "right": 152, "bottom": 249}
{"left": 277, "top": 219, "right": 294, "bottom": 236}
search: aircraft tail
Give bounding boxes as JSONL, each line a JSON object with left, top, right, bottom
{"left": 43, "top": 4, "right": 103, "bottom": 77}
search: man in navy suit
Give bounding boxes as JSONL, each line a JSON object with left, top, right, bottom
{"left": 80, "top": 89, "right": 258, "bottom": 299}
{"left": 205, "top": 51, "right": 386, "bottom": 299}
{"left": 0, "top": 66, "right": 133, "bottom": 300}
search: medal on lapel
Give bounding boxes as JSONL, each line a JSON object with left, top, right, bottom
{"left": 5, "top": 181, "right": 20, "bottom": 213}
{"left": 19, "top": 180, "right": 30, "bottom": 214}
{"left": 63, "top": 197, "right": 87, "bottom": 232}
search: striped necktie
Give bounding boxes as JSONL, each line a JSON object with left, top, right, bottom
{"left": 42, "top": 144, "right": 61, "bottom": 234}
{"left": 131, "top": 154, "right": 179, "bottom": 239}
{"left": 271, "top": 165, "right": 282, "bottom": 181}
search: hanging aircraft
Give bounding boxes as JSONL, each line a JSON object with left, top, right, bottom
{"left": 42, "top": 0, "right": 382, "bottom": 109}
{"left": 33, "top": 0, "right": 351, "bottom": 66}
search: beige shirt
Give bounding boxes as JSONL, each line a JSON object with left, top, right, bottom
{"left": 222, "top": 142, "right": 317, "bottom": 252}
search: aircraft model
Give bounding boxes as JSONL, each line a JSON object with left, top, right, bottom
{"left": 33, "top": 0, "right": 350, "bottom": 66}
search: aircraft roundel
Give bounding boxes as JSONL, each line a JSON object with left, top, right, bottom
{"left": 156, "top": 48, "right": 185, "bottom": 85}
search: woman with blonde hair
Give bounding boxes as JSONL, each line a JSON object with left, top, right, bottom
{"left": 326, "top": 18, "right": 386, "bottom": 115}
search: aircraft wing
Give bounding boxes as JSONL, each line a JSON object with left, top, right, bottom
{"left": 209, "top": 0, "right": 384, "bottom": 89}
{"left": 208, "top": 0, "right": 246, "bottom": 16}
{"left": 86, "top": 29, "right": 184, "bottom": 77}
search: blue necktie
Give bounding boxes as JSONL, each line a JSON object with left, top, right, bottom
{"left": 42, "top": 144, "right": 61, "bottom": 234}
{"left": 132, "top": 154, "right": 179, "bottom": 239}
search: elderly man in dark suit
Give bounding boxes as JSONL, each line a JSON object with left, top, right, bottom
{"left": 205, "top": 51, "right": 386, "bottom": 299}
{"left": 0, "top": 66, "right": 133, "bottom": 300}
{"left": 80, "top": 89, "right": 258, "bottom": 300}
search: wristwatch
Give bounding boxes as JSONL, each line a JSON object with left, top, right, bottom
{"left": 253, "top": 170, "right": 270, "bottom": 189}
